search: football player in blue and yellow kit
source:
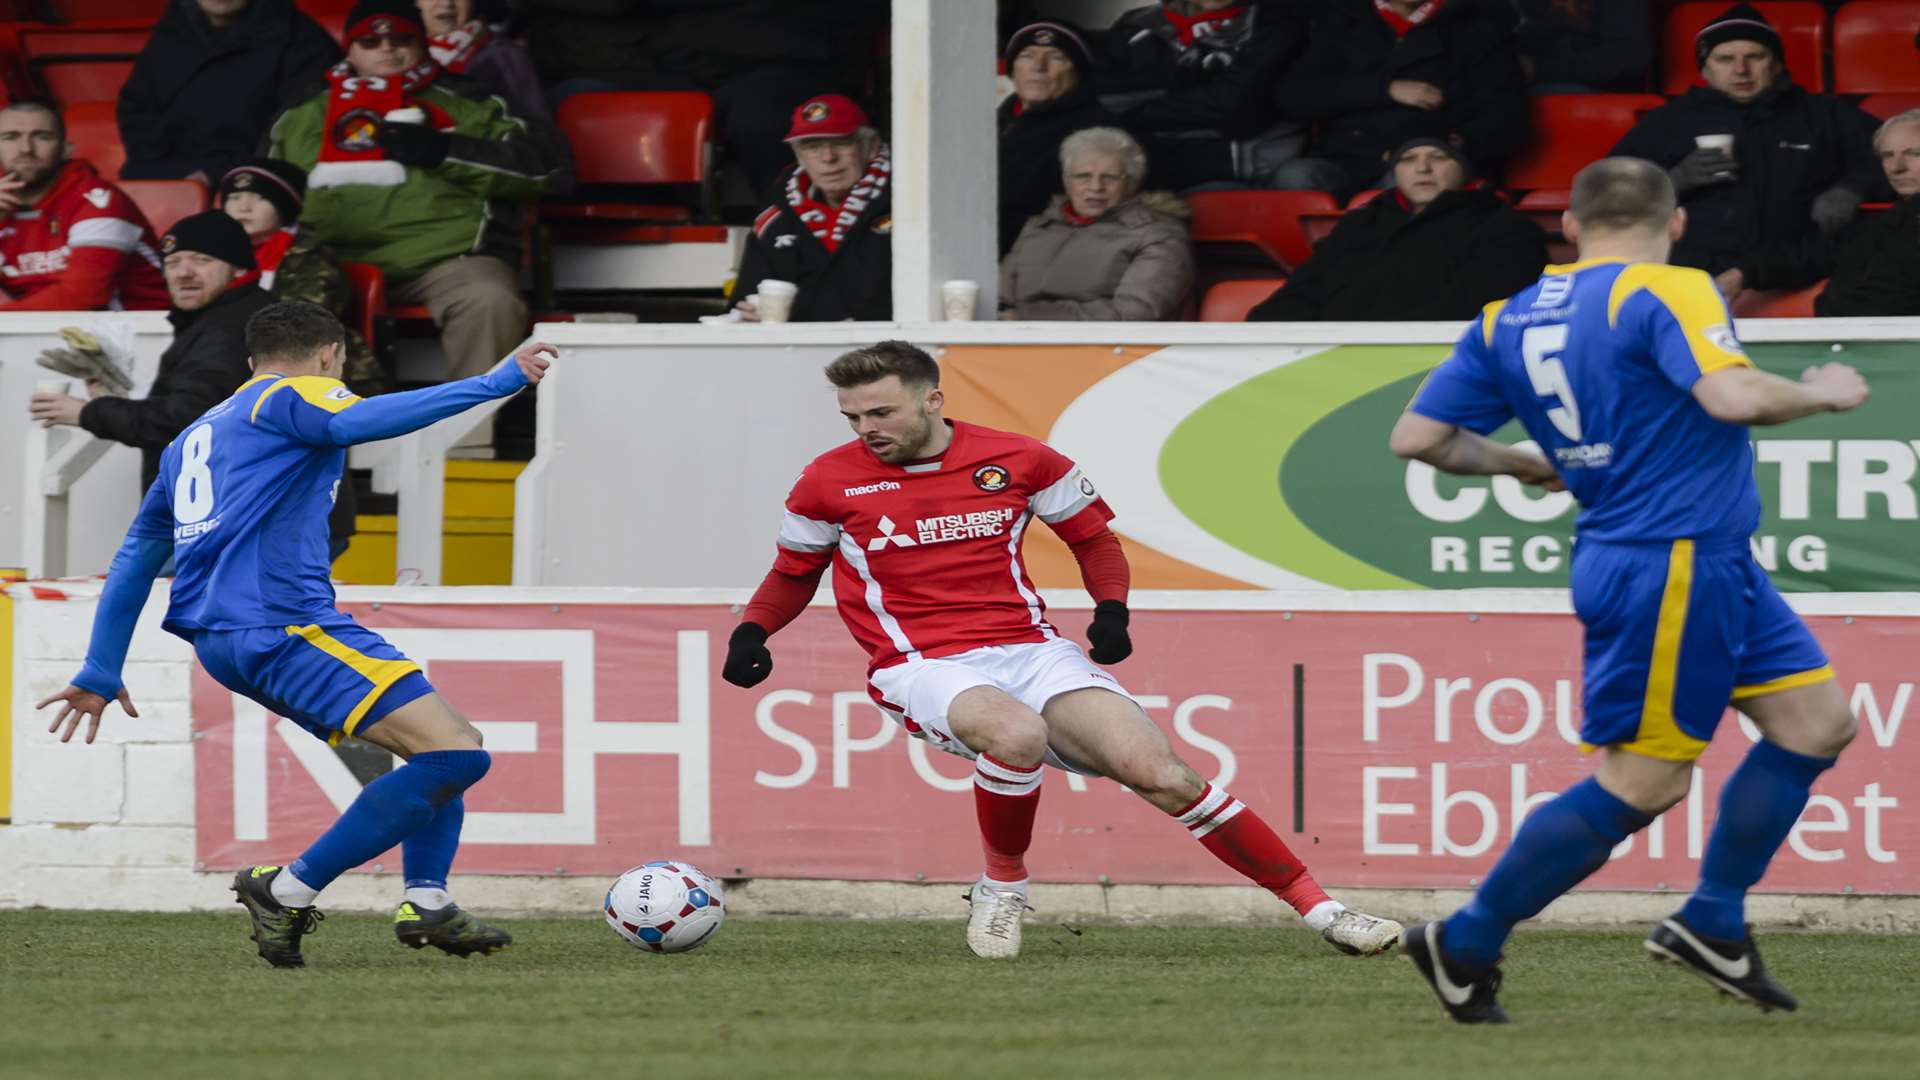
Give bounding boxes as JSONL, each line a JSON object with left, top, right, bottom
{"left": 1387, "top": 159, "right": 1869, "bottom": 1023}
{"left": 36, "top": 300, "right": 556, "bottom": 968}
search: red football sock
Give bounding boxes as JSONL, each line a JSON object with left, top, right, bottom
{"left": 973, "top": 754, "right": 1043, "bottom": 883}
{"left": 1177, "top": 784, "right": 1332, "bottom": 916}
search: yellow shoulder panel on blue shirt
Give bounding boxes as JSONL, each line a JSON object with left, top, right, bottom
{"left": 1479, "top": 298, "right": 1506, "bottom": 347}
{"left": 250, "top": 375, "right": 361, "bottom": 423}
{"left": 1606, "top": 263, "right": 1753, "bottom": 374}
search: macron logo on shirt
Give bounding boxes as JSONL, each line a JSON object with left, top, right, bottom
{"left": 844, "top": 481, "right": 901, "bottom": 497}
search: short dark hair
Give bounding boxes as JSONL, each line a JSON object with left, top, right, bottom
{"left": 245, "top": 300, "right": 346, "bottom": 365}
{"left": 1569, "top": 157, "right": 1677, "bottom": 233}
{"left": 825, "top": 340, "right": 940, "bottom": 390}
{"left": 1, "top": 100, "right": 65, "bottom": 144}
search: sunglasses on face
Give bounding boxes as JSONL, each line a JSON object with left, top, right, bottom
{"left": 354, "top": 33, "right": 419, "bottom": 49}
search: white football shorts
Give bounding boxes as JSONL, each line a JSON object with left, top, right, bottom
{"left": 866, "top": 638, "right": 1132, "bottom": 775}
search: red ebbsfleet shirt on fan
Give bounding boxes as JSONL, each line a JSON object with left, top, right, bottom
{"left": 0, "top": 159, "right": 169, "bottom": 310}
{"left": 774, "top": 420, "right": 1115, "bottom": 674}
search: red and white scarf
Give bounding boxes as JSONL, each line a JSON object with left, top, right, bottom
{"left": 1374, "top": 0, "right": 1445, "bottom": 37}
{"left": 311, "top": 59, "right": 444, "bottom": 189}
{"left": 428, "top": 20, "right": 493, "bottom": 74}
{"left": 232, "top": 226, "right": 299, "bottom": 291}
{"left": 784, "top": 147, "right": 890, "bottom": 253}
{"left": 1161, "top": 3, "right": 1247, "bottom": 46}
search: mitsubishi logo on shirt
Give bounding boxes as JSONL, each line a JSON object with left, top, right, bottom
{"left": 867, "top": 515, "right": 919, "bottom": 550}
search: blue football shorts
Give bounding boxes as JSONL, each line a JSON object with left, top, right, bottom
{"left": 195, "top": 618, "right": 435, "bottom": 745}
{"left": 1571, "top": 536, "right": 1833, "bottom": 762}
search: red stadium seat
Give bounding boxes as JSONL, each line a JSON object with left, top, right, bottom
{"left": 119, "top": 179, "right": 207, "bottom": 237}
{"left": 1186, "top": 190, "right": 1339, "bottom": 273}
{"left": 1200, "top": 279, "right": 1285, "bottom": 322}
{"left": 1506, "top": 94, "right": 1667, "bottom": 190}
{"left": 1861, "top": 93, "right": 1920, "bottom": 120}
{"left": 337, "top": 261, "right": 387, "bottom": 349}
{"left": 298, "top": 0, "right": 352, "bottom": 43}
{"left": 63, "top": 101, "right": 124, "bottom": 180}
{"left": 47, "top": 0, "right": 168, "bottom": 19}
{"left": 19, "top": 28, "right": 151, "bottom": 58}
{"left": 1835, "top": 3, "right": 1920, "bottom": 93}
{"left": 21, "top": 27, "right": 147, "bottom": 106}
{"left": 36, "top": 60, "right": 134, "bottom": 105}
{"left": 1732, "top": 281, "right": 1825, "bottom": 317}
{"left": 1346, "top": 188, "right": 1385, "bottom": 209}
{"left": 1661, "top": 2, "right": 1827, "bottom": 94}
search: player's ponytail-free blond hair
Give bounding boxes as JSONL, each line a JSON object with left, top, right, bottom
{"left": 1569, "top": 157, "right": 1678, "bottom": 234}
{"left": 825, "top": 340, "right": 941, "bottom": 391}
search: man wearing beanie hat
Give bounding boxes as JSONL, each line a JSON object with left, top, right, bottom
{"left": 1612, "top": 3, "right": 1885, "bottom": 298}
{"left": 119, "top": 0, "right": 340, "bottom": 183}
{"left": 1094, "top": 1, "right": 1309, "bottom": 190}
{"left": 267, "top": 0, "right": 566, "bottom": 387}
{"left": 999, "top": 20, "right": 1116, "bottom": 253}
{"left": 1248, "top": 134, "right": 1545, "bottom": 322}
{"left": 218, "top": 158, "right": 387, "bottom": 395}
{"left": 29, "top": 211, "right": 276, "bottom": 510}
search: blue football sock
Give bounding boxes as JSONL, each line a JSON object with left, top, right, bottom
{"left": 290, "top": 750, "right": 490, "bottom": 893}
{"left": 402, "top": 796, "right": 465, "bottom": 893}
{"left": 1443, "top": 776, "right": 1653, "bottom": 972}
{"left": 1680, "top": 740, "right": 1835, "bottom": 941}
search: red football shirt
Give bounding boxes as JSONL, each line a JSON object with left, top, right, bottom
{"left": 0, "top": 159, "right": 169, "bottom": 310}
{"left": 774, "top": 420, "right": 1115, "bottom": 673}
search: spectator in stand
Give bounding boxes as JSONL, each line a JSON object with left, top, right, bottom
{"left": 419, "top": 0, "right": 549, "bottom": 121}
{"left": 268, "top": 0, "right": 566, "bottom": 382}
{"left": 999, "top": 21, "right": 1114, "bottom": 254}
{"left": 216, "top": 158, "right": 388, "bottom": 395}
{"left": 1273, "top": 0, "right": 1531, "bottom": 200}
{"left": 118, "top": 0, "right": 341, "bottom": 183}
{"left": 1247, "top": 135, "right": 1546, "bottom": 321}
{"left": 999, "top": 126, "right": 1193, "bottom": 321}
{"left": 733, "top": 94, "right": 892, "bottom": 322}
{"left": 1818, "top": 110, "right": 1920, "bottom": 317}
{"left": 523, "top": 0, "right": 889, "bottom": 199}
{"left": 27, "top": 212, "right": 273, "bottom": 498}
{"left": 1511, "top": 0, "right": 1653, "bottom": 94}
{"left": 1610, "top": 4, "right": 1884, "bottom": 301}
{"left": 1092, "top": 0, "right": 1308, "bottom": 191}
{"left": 0, "top": 103, "right": 170, "bottom": 312}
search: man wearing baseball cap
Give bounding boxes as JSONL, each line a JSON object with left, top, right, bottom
{"left": 732, "top": 94, "right": 892, "bottom": 322}
{"left": 1611, "top": 2, "right": 1885, "bottom": 300}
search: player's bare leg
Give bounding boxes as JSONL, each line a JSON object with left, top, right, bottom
{"left": 1647, "top": 680, "right": 1854, "bottom": 1010}
{"left": 1041, "top": 687, "right": 1402, "bottom": 956}
{"left": 947, "top": 686, "right": 1049, "bottom": 959}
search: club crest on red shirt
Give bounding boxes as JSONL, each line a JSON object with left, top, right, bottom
{"left": 973, "top": 464, "right": 1010, "bottom": 492}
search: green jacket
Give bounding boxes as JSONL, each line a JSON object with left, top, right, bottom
{"left": 266, "top": 74, "right": 565, "bottom": 282}
{"left": 271, "top": 229, "right": 389, "bottom": 396}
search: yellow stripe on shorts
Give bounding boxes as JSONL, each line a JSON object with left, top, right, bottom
{"left": 1732, "top": 665, "right": 1836, "bottom": 701}
{"left": 286, "top": 624, "right": 421, "bottom": 741}
{"left": 1619, "top": 539, "right": 1710, "bottom": 762}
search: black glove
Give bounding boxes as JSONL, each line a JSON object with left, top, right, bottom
{"left": 722, "top": 622, "right": 773, "bottom": 688}
{"left": 1668, "top": 146, "right": 1738, "bottom": 195}
{"left": 1086, "top": 600, "right": 1133, "bottom": 665}
{"left": 378, "top": 122, "right": 451, "bottom": 169}
{"left": 1811, "top": 186, "right": 1863, "bottom": 235}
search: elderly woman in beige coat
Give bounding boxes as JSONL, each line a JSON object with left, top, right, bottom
{"left": 999, "top": 127, "right": 1194, "bottom": 320}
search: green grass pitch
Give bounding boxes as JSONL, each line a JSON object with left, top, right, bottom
{"left": 2, "top": 911, "right": 1916, "bottom": 1079}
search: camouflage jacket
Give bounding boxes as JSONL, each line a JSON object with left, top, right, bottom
{"left": 271, "top": 229, "right": 388, "bottom": 395}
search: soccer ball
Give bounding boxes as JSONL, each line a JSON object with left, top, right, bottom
{"left": 604, "top": 860, "right": 726, "bottom": 953}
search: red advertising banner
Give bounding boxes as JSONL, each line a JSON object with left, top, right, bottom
{"left": 193, "top": 601, "right": 1917, "bottom": 894}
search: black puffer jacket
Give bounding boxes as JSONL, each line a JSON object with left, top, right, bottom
{"left": 1610, "top": 82, "right": 1885, "bottom": 288}
{"left": 1817, "top": 197, "right": 1920, "bottom": 317}
{"left": 1246, "top": 187, "right": 1546, "bottom": 321}
{"left": 998, "top": 82, "right": 1116, "bottom": 254}
{"left": 1274, "top": 0, "right": 1530, "bottom": 195}
{"left": 734, "top": 160, "right": 893, "bottom": 322}
{"left": 117, "top": 0, "right": 340, "bottom": 181}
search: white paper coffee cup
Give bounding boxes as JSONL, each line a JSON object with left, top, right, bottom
{"left": 940, "top": 280, "right": 980, "bottom": 321}
{"left": 755, "top": 279, "right": 797, "bottom": 323}
{"left": 1694, "top": 134, "right": 1735, "bottom": 154}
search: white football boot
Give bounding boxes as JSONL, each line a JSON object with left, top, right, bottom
{"left": 965, "top": 877, "right": 1031, "bottom": 959}
{"left": 1320, "top": 908, "right": 1404, "bottom": 956}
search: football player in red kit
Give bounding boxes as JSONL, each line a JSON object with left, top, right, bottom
{"left": 722, "top": 340, "right": 1402, "bottom": 959}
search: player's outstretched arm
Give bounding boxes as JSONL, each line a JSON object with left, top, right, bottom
{"left": 1389, "top": 412, "right": 1566, "bottom": 490}
{"left": 722, "top": 562, "right": 829, "bottom": 688}
{"left": 37, "top": 529, "right": 170, "bottom": 743}
{"left": 1692, "top": 362, "right": 1869, "bottom": 427}
{"left": 323, "top": 343, "right": 556, "bottom": 446}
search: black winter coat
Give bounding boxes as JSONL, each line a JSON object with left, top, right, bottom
{"left": 998, "top": 83, "right": 1116, "bottom": 254}
{"left": 1275, "top": 0, "right": 1530, "bottom": 195}
{"left": 117, "top": 0, "right": 340, "bottom": 181}
{"left": 1817, "top": 198, "right": 1920, "bottom": 317}
{"left": 1246, "top": 187, "right": 1546, "bottom": 321}
{"left": 735, "top": 164, "right": 892, "bottom": 322}
{"left": 1610, "top": 83, "right": 1885, "bottom": 289}
{"left": 1513, "top": 0, "right": 1652, "bottom": 93}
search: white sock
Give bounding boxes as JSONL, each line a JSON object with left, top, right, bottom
{"left": 1302, "top": 899, "right": 1345, "bottom": 932}
{"left": 977, "top": 874, "right": 1029, "bottom": 895}
{"left": 270, "top": 867, "right": 320, "bottom": 908}
{"left": 405, "top": 886, "right": 452, "bottom": 910}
